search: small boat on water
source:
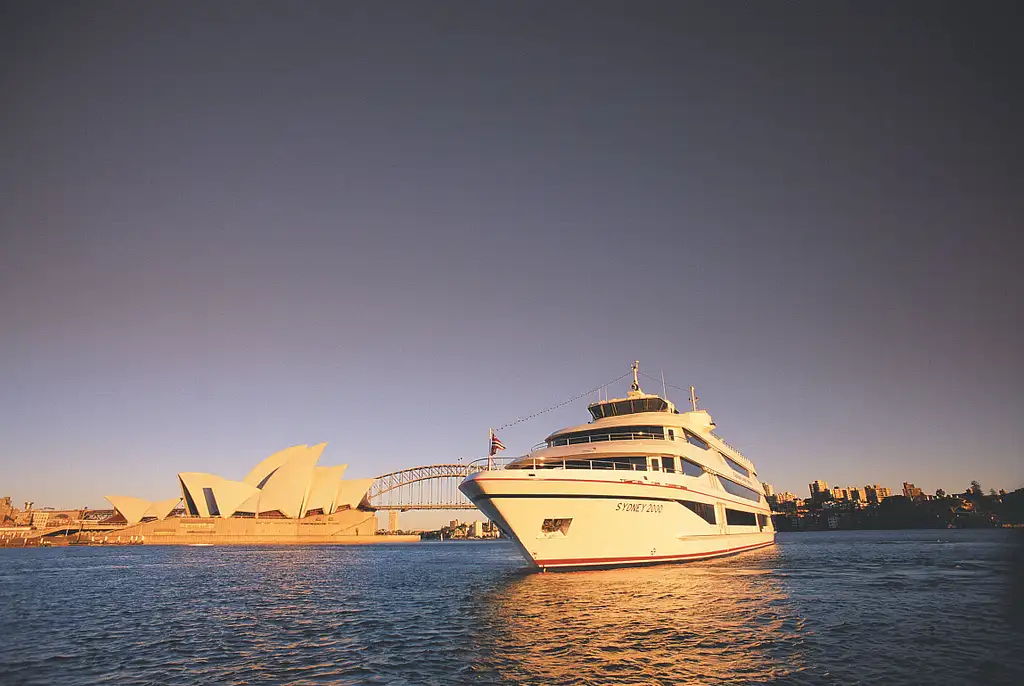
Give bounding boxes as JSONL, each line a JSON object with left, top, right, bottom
{"left": 460, "top": 362, "right": 775, "bottom": 570}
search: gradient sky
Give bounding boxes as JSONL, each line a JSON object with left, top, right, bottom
{"left": 2, "top": 2, "right": 1021, "bottom": 526}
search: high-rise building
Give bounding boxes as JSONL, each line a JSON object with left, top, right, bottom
{"left": 865, "top": 484, "right": 892, "bottom": 503}
{"left": 762, "top": 483, "right": 775, "bottom": 497}
{"left": 0, "top": 496, "right": 17, "bottom": 524}
{"left": 902, "top": 482, "right": 924, "bottom": 499}
{"left": 848, "top": 486, "right": 865, "bottom": 502}
{"left": 776, "top": 491, "right": 796, "bottom": 503}
{"left": 809, "top": 480, "right": 829, "bottom": 499}
{"left": 831, "top": 486, "right": 849, "bottom": 500}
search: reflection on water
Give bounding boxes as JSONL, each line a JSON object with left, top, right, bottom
{"left": 479, "top": 546, "right": 808, "bottom": 685}
{"left": 1, "top": 532, "right": 1022, "bottom": 685}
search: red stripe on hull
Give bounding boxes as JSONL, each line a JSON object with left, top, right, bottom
{"left": 469, "top": 476, "right": 772, "bottom": 515}
{"left": 535, "top": 539, "right": 775, "bottom": 569}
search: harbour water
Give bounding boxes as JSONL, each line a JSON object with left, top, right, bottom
{"left": 1, "top": 530, "right": 1021, "bottom": 685}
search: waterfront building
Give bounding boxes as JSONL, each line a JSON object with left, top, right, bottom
{"left": 903, "top": 482, "right": 924, "bottom": 499}
{"left": 848, "top": 486, "right": 864, "bottom": 503}
{"left": 90, "top": 444, "right": 412, "bottom": 545}
{"left": 831, "top": 487, "right": 849, "bottom": 501}
{"left": 762, "top": 483, "right": 775, "bottom": 497}
{"left": 0, "top": 496, "right": 17, "bottom": 524}
{"left": 865, "top": 485, "right": 892, "bottom": 503}
{"left": 809, "top": 480, "right": 830, "bottom": 499}
{"left": 775, "top": 492, "right": 796, "bottom": 504}
{"left": 105, "top": 444, "right": 373, "bottom": 524}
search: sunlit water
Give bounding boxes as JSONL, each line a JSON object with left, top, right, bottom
{"left": 1, "top": 530, "right": 1021, "bottom": 685}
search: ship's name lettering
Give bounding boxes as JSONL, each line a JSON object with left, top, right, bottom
{"left": 615, "top": 502, "right": 663, "bottom": 514}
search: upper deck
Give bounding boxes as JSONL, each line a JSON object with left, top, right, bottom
{"left": 535, "top": 387, "right": 754, "bottom": 472}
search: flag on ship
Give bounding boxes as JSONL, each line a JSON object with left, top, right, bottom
{"left": 489, "top": 430, "right": 506, "bottom": 455}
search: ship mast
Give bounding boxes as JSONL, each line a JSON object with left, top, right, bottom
{"left": 631, "top": 360, "right": 640, "bottom": 392}
{"left": 689, "top": 385, "right": 699, "bottom": 412}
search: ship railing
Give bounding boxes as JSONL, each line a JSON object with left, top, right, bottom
{"left": 708, "top": 432, "right": 753, "bottom": 469}
{"left": 466, "top": 455, "right": 655, "bottom": 473}
{"left": 465, "top": 456, "right": 519, "bottom": 471}
{"left": 530, "top": 430, "right": 666, "bottom": 452}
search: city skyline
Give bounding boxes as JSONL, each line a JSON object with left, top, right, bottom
{"left": 2, "top": 3, "right": 1021, "bottom": 516}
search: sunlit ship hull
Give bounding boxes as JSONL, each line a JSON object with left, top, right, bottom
{"left": 460, "top": 466, "right": 774, "bottom": 571}
{"left": 461, "top": 366, "right": 775, "bottom": 571}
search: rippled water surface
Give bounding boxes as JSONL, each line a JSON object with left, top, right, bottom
{"left": 1, "top": 530, "right": 1022, "bottom": 685}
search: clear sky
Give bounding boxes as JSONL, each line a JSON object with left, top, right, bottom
{"left": 2, "top": 2, "right": 1021, "bottom": 525}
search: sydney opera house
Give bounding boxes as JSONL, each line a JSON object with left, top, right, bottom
{"left": 102, "top": 444, "right": 413, "bottom": 545}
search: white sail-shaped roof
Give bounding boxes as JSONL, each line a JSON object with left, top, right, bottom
{"left": 107, "top": 442, "right": 357, "bottom": 524}
{"left": 303, "top": 464, "right": 348, "bottom": 516}
{"left": 178, "top": 473, "right": 260, "bottom": 518}
{"left": 105, "top": 495, "right": 153, "bottom": 525}
{"left": 242, "top": 444, "right": 311, "bottom": 488}
{"left": 335, "top": 478, "right": 374, "bottom": 510}
{"left": 143, "top": 497, "right": 182, "bottom": 520}
{"left": 234, "top": 491, "right": 261, "bottom": 515}
{"left": 255, "top": 443, "right": 325, "bottom": 518}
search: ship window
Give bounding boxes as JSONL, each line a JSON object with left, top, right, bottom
{"left": 588, "top": 397, "right": 670, "bottom": 420}
{"left": 541, "top": 518, "right": 572, "bottom": 535}
{"left": 651, "top": 458, "right": 660, "bottom": 471}
{"left": 722, "top": 454, "right": 750, "bottom": 477}
{"left": 757, "top": 514, "right": 769, "bottom": 530}
{"left": 680, "top": 500, "right": 716, "bottom": 524}
{"left": 668, "top": 429, "right": 675, "bottom": 441}
{"left": 680, "top": 459, "right": 704, "bottom": 477}
{"left": 726, "top": 509, "right": 757, "bottom": 526}
{"left": 548, "top": 425, "right": 665, "bottom": 447}
{"left": 719, "top": 477, "right": 763, "bottom": 503}
{"left": 683, "top": 430, "right": 709, "bottom": 450}
{"left": 662, "top": 457, "right": 676, "bottom": 473}
{"left": 614, "top": 456, "right": 649, "bottom": 471}
{"left": 559, "top": 456, "right": 650, "bottom": 471}
{"left": 592, "top": 456, "right": 649, "bottom": 470}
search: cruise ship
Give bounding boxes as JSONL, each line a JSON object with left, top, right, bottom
{"left": 459, "top": 363, "right": 774, "bottom": 570}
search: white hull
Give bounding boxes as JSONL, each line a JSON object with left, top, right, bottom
{"left": 461, "top": 468, "right": 774, "bottom": 570}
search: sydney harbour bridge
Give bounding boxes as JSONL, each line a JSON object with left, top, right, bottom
{"left": 365, "top": 463, "right": 488, "bottom": 531}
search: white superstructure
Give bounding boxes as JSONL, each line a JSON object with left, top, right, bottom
{"left": 459, "top": 363, "right": 775, "bottom": 570}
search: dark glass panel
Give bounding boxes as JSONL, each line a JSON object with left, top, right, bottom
{"left": 684, "top": 430, "right": 709, "bottom": 450}
{"left": 723, "top": 454, "right": 750, "bottom": 477}
{"left": 202, "top": 487, "right": 220, "bottom": 517}
{"left": 680, "top": 500, "right": 717, "bottom": 524}
{"left": 719, "top": 477, "right": 762, "bottom": 502}
{"left": 726, "top": 509, "right": 758, "bottom": 526}
{"left": 680, "top": 459, "right": 704, "bottom": 477}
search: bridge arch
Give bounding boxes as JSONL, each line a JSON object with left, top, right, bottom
{"left": 368, "top": 464, "right": 484, "bottom": 511}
